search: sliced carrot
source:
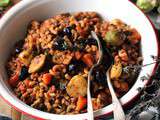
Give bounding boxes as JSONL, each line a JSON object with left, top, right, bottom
{"left": 82, "top": 53, "right": 94, "bottom": 67}
{"left": 76, "top": 96, "right": 87, "bottom": 111}
{"left": 8, "top": 74, "right": 19, "bottom": 87}
{"left": 42, "top": 73, "right": 52, "bottom": 85}
{"left": 75, "top": 51, "right": 82, "bottom": 60}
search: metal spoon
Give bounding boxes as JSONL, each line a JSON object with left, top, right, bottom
{"left": 91, "top": 31, "right": 125, "bottom": 120}
{"left": 87, "top": 31, "right": 103, "bottom": 120}
{"left": 106, "top": 68, "right": 126, "bottom": 120}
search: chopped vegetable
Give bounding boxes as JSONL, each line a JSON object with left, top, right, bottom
{"left": 24, "top": 79, "right": 30, "bottom": 87}
{"left": 50, "top": 77, "right": 59, "bottom": 88}
{"left": 18, "top": 50, "right": 33, "bottom": 66}
{"left": 52, "top": 51, "right": 73, "bottom": 65}
{"left": 76, "top": 96, "right": 87, "bottom": 111}
{"left": 59, "top": 80, "right": 68, "bottom": 90}
{"left": 0, "top": 0, "right": 10, "bottom": 7}
{"left": 120, "top": 82, "right": 129, "bottom": 92}
{"left": 67, "top": 61, "right": 85, "bottom": 75}
{"left": 82, "top": 53, "right": 94, "bottom": 67}
{"left": 42, "top": 73, "right": 52, "bottom": 85}
{"left": 53, "top": 36, "right": 69, "bottom": 51}
{"left": 66, "top": 75, "right": 87, "bottom": 98}
{"left": 110, "top": 63, "right": 122, "bottom": 79}
{"left": 28, "top": 54, "right": 46, "bottom": 73}
{"left": 63, "top": 26, "right": 72, "bottom": 37}
{"left": 128, "top": 28, "right": 141, "bottom": 44}
{"left": 136, "top": 0, "right": 157, "bottom": 12}
{"left": 19, "top": 83, "right": 25, "bottom": 92}
{"left": 49, "top": 65, "right": 66, "bottom": 77}
{"left": 8, "top": 74, "right": 19, "bottom": 87}
{"left": 92, "top": 98, "right": 101, "bottom": 110}
{"left": 19, "top": 66, "right": 28, "bottom": 81}
{"left": 105, "top": 29, "right": 125, "bottom": 46}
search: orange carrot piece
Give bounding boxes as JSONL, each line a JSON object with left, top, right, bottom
{"left": 82, "top": 53, "right": 94, "bottom": 67}
{"left": 42, "top": 73, "right": 52, "bottom": 85}
{"left": 76, "top": 96, "right": 87, "bottom": 111}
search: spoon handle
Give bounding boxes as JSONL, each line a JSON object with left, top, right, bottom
{"left": 86, "top": 31, "right": 102, "bottom": 120}
{"left": 87, "top": 69, "right": 94, "bottom": 120}
{"left": 107, "top": 69, "right": 126, "bottom": 120}
{"left": 87, "top": 88, "right": 94, "bottom": 120}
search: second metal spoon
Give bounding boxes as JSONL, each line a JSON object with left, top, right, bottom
{"left": 106, "top": 67, "right": 126, "bottom": 120}
{"left": 91, "top": 31, "right": 125, "bottom": 120}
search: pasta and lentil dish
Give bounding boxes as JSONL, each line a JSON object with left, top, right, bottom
{"left": 6, "top": 12, "right": 142, "bottom": 114}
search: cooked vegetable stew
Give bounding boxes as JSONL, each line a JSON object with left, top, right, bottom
{"left": 6, "top": 12, "right": 142, "bottom": 114}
